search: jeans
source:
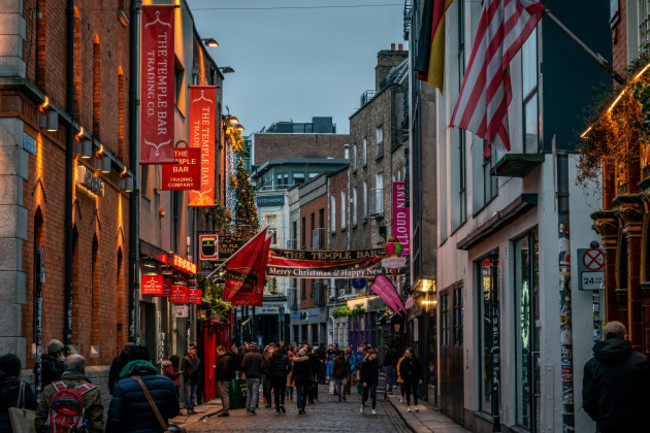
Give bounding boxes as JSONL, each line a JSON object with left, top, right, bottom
{"left": 334, "top": 378, "right": 347, "bottom": 398}
{"left": 271, "top": 378, "right": 286, "bottom": 410}
{"left": 217, "top": 381, "right": 230, "bottom": 413}
{"left": 184, "top": 379, "right": 199, "bottom": 412}
{"left": 384, "top": 366, "right": 396, "bottom": 391}
{"left": 404, "top": 380, "right": 419, "bottom": 406}
{"left": 362, "top": 383, "right": 377, "bottom": 409}
{"left": 246, "top": 378, "right": 261, "bottom": 412}
{"left": 286, "top": 385, "right": 293, "bottom": 400}
{"left": 296, "top": 384, "right": 309, "bottom": 410}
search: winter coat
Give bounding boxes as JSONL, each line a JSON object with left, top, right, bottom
{"left": 582, "top": 338, "right": 650, "bottom": 433}
{"left": 382, "top": 347, "right": 398, "bottom": 367}
{"left": 241, "top": 351, "right": 264, "bottom": 379}
{"left": 214, "top": 353, "right": 237, "bottom": 382}
{"left": 359, "top": 358, "right": 380, "bottom": 385}
{"left": 162, "top": 363, "right": 181, "bottom": 387}
{"left": 396, "top": 356, "right": 405, "bottom": 383}
{"left": 267, "top": 351, "right": 291, "bottom": 381}
{"left": 181, "top": 354, "right": 201, "bottom": 382}
{"left": 326, "top": 360, "right": 334, "bottom": 377}
{"left": 36, "top": 353, "right": 64, "bottom": 389}
{"left": 290, "top": 356, "right": 312, "bottom": 386}
{"left": 399, "top": 357, "right": 423, "bottom": 383}
{"left": 34, "top": 371, "right": 103, "bottom": 433}
{"left": 0, "top": 377, "right": 37, "bottom": 433}
{"left": 105, "top": 360, "right": 180, "bottom": 433}
{"left": 333, "top": 357, "right": 351, "bottom": 380}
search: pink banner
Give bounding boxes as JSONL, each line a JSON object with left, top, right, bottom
{"left": 370, "top": 275, "right": 406, "bottom": 314}
{"left": 392, "top": 182, "right": 410, "bottom": 256}
{"left": 140, "top": 5, "right": 175, "bottom": 164}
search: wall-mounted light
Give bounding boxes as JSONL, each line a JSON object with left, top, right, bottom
{"left": 76, "top": 139, "right": 93, "bottom": 159}
{"left": 100, "top": 155, "right": 111, "bottom": 173}
{"left": 120, "top": 174, "right": 133, "bottom": 192}
{"left": 39, "top": 110, "right": 58, "bottom": 132}
{"left": 202, "top": 38, "right": 219, "bottom": 47}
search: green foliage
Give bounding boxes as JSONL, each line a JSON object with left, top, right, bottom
{"left": 382, "top": 332, "right": 401, "bottom": 347}
{"left": 210, "top": 205, "right": 232, "bottom": 228}
{"left": 198, "top": 274, "right": 236, "bottom": 318}
{"left": 332, "top": 305, "right": 351, "bottom": 319}
{"left": 351, "top": 305, "right": 366, "bottom": 317}
{"left": 231, "top": 158, "right": 259, "bottom": 233}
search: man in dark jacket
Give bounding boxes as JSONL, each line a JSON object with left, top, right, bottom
{"left": 35, "top": 354, "right": 103, "bottom": 433}
{"left": 267, "top": 347, "right": 292, "bottom": 414}
{"left": 36, "top": 339, "right": 65, "bottom": 390}
{"left": 213, "top": 346, "right": 236, "bottom": 417}
{"left": 181, "top": 345, "right": 201, "bottom": 414}
{"left": 333, "top": 351, "right": 351, "bottom": 402}
{"left": 106, "top": 345, "right": 179, "bottom": 433}
{"left": 582, "top": 321, "right": 650, "bottom": 433}
{"left": 290, "top": 349, "right": 312, "bottom": 415}
{"left": 382, "top": 343, "right": 398, "bottom": 392}
{"left": 241, "top": 342, "right": 264, "bottom": 415}
{"left": 359, "top": 349, "right": 380, "bottom": 414}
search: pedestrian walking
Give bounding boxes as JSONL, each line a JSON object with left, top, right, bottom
{"left": 290, "top": 349, "right": 312, "bottom": 415}
{"left": 37, "top": 339, "right": 65, "bottom": 389}
{"left": 285, "top": 348, "right": 295, "bottom": 401}
{"left": 582, "top": 320, "right": 650, "bottom": 433}
{"left": 395, "top": 353, "right": 406, "bottom": 403}
{"left": 267, "top": 347, "right": 292, "bottom": 414}
{"left": 333, "top": 351, "right": 350, "bottom": 402}
{"left": 326, "top": 355, "right": 334, "bottom": 383}
{"left": 162, "top": 355, "right": 181, "bottom": 398}
{"left": 213, "top": 345, "right": 236, "bottom": 417}
{"left": 241, "top": 342, "right": 264, "bottom": 415}
{"left": 262, "top": 346, "right": 272, "bottom": 408}
{"left": 105, "top": 345, "right": 179, "bottom": 433}
{"left": 0, "top": 354, "right": 37, "bottom": 433}
{"left": 307, "top": 347, "right": 320, "bottom": 403}
{"left": 399, "top": 348, "right": 423, "bottom": 412}
{"left": 382, "top": 343, "right": 398, "bottom": 392}
{"left": 108, "top": 342, "right": 134, "bottom": 395}
{"left": 359, "top": 349, "right": 380, "bottom": 415}
{"left": 181, "top": 345, "right": 201, "bottom": 415}
{"left": 34, "top": 354, "right": 103, "bottom": 433}
{"left": 354, "top": 346, "right": 364, "bottom": 394}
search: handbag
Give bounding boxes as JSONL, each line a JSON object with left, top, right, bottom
{"left": 133, "top": 375, "right": 186, "bottom": 433}
{"left": 328, "top": 380, "right": 335, "bottom": 395}
{"left": 8, "top": 381, "right": 36, "bottom": 433}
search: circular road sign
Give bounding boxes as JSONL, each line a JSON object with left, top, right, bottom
{"left": 582, "top": 248, "right": 604, "bottom": 272}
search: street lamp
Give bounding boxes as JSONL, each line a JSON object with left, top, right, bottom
{"left": 219, "top": 66, "right": 235, "bottom": 74}
{"left": 202, "top": 38, "right": 219, "bottom": 47}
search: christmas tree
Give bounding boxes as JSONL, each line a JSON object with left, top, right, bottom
{"left": 231, "top": 157, "right": 259, "bottom": 238}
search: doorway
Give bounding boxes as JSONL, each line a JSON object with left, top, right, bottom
{"left": 440, "top": 283, "right": 464, "bottom": 424}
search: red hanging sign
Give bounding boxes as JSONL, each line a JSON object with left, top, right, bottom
{"left": 188, "top": 289, "right": 202, "bottom": 304}
{"left": 153, "top": 278, "right": 173, "bottom": 297}
{"left": 188, "top": 86, "right": 216, "bottom": 206}
{"left": 142, "top": 275, "right": 163, "bottom": 295}
{"left": 161, "top": 148, "right": 202, "bottom": 190}
{"left": 140, "top": 5, "right": 175, "bottom": 164}
{"left": 170, "top": 285, "right": 188, "bottom": 304}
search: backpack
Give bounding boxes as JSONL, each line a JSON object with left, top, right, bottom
{"left": 45, "top": 380, "right": 96, "bottom": 433}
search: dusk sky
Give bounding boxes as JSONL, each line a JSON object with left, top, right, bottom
{"left": 186, "top": 1, "right": 406, "bottom": 134}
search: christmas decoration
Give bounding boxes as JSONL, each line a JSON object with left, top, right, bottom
{"left": 231, "top": 157, "right": 259, "bottom": 238}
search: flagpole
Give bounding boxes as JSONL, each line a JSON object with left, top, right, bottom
{"left": 543, "top": 10, "right": 625, "bottom": 84}
{"left": 205, "top": 226, "right": 269, "bottom": 281}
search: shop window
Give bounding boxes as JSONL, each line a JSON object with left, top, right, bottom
{"left": 477, "top": 253, "right": 500, "bottom": 413}
{"left": 521, "top": 28, "right": 538, "bottom": 154}
{"left": 32, "top": 209, "right": 44, "bottom": 362}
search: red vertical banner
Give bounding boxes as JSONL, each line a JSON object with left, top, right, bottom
{"left": 141, "top": 5, "right": 175, "bottom": 164}
{"left": 188, "top": 86, "right": 216, "bottom": 206}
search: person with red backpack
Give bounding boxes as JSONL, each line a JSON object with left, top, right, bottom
{"left": 34, "top": 354, "right": 103, "bottom": 433}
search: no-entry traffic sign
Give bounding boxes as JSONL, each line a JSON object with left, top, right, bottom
{"left": 578, "top": 248, "right": 605, "bottom": 291}
{"left": 582, "top": 248, "right": 604, "bottom": 271}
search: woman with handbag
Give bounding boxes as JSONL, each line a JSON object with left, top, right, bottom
{"left": 0, "top": 354, "right": 37, "bottom": 433}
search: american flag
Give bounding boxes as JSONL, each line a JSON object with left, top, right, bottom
{"left": 450, "top": 0, "right": 545, "bottom": 156}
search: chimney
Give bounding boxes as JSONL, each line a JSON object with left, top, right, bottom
{"left": 375, "top": 45, "right": 409, "bottom": 89}
{"left": 391, "top": 43, "right": 396, "bottom": 51}
{"left": 398, "top": 43, "right": 403, "bottom": 51}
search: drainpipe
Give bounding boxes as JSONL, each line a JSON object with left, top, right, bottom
{"left": 128, "top": 1, "right": 142, "bottom": 343}
{"left": 63, "top": 0, "right": 75, "bottom": 354}
{"left": 557, "top": 150, "right": 574, "bottom": 431}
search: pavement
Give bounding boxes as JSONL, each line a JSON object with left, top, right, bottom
{"left": 176, "top": 383, "right": 470, "bottom": 432}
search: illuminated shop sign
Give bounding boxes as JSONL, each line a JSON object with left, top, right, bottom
{"left": 76, "top": 166, "right": 105, "bottom": 197}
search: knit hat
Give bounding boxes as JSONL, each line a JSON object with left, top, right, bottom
{"left": 47, "top": 339, "right": 65, "bottom": 355}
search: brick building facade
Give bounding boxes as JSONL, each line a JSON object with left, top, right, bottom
{"left": 252, "top": 133, "right": 349, "bottom": 166}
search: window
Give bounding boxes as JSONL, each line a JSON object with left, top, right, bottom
{"left": 293, "top": 172, "right": 305, "bottom": 185}
{"left": 363, "top": 181, "right": 368, "bottom": 220}
{"left": 340, "top": 189, "right": 347, "bottom": 230}
{"left": 374, "top": 172, "right": 384, "bottom": 215}
{"left": 375, "top": 126, "right": 384, "bottom": 157}
{"left": 269, "top": 228, "right": 278, "bottom": 246}
{"left": 330, "top": 195, "right": 337, "bottom": 233}
{"left": 352, "top": 144, "right": 357, "bottom": 170}
{"left": 457, "top": 1, "right": 467, "bottom": 225}
{"left": 362, "top": 138, "right": 367, "bottom": 165}
{"left": 522, "top": 28, "right": 538, "bottom": 153}
{"left": 301, "top": 217, "right": 306, "bottom": 249}
{"left": 639, "top": 1, "right": 650, "bottom": 53}
{"left": 352, "top": 187, "right": 358, "bottom": 226}
{"left": 514, "top": 231, "right": 540, "bottom": 430}
{"left": 440, "top": 292, "right": 449, "bottom": 347}
{"left": 473, "top": 140, "right": 498, "bottom": 210}
{"left": 477, "top": 253, "right": 500, "bottom": 413}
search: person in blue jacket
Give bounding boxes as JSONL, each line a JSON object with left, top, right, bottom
{"left": 326, "top": 355, "right": 334, "bottom": 382}
{"left": 106, "top": 345, "right": 179, "bottom": 433}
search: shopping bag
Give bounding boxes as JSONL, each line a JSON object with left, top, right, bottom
{"left": 8, "top": 382, "right": 36, "bottom": 433}
{"left": 328, "top": 380, "right": 335, "bottom": 395}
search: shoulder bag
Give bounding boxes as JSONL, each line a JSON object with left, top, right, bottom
{"left": 8, "top": 381, "right": 36, "bottom": 433}
{"left": 133, "top": 375, "right": 186, "bottom": 433}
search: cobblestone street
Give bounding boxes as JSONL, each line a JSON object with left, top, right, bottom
{"left": 185, "top": 385, "right": 411, "bottom": 433}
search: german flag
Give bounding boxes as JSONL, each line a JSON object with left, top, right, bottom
{"left": 415, "top": 0, "right": 454, "bottom": 91}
